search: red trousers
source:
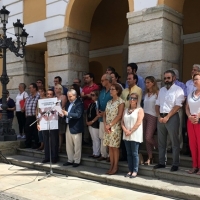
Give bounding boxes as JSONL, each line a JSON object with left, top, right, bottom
{"left": 187, "top": 120, "right": 200, "bottom": 168}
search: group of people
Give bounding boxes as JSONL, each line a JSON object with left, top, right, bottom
{"left": 2, "top": 62, "right": 200, "bottom": 178}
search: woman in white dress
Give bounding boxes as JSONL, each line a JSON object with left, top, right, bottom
{"left": 15, "top": 83, "right": 29, "bottom": 139}
{"left": 121, "top": 93, "right": 144, "bottom": 178}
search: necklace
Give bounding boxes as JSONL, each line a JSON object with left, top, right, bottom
{"left": 127, "top": 107, "right": 136, "bottom": 115}
{"left": 192, "top": 90, "right": 200, "bottom": 101}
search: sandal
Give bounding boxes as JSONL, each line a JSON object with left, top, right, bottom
{"left": 196, "top": 170, "right": 200, "bottom": 175}
{"left": 187, "top": 168, "right": 198, "bottom": 174}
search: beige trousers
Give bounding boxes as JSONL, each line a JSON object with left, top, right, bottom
{"left": 65, "top": 126, "right": 82, "bottom": 164}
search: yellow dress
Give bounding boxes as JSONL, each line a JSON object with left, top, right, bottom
{"left": 103, "top": 98, "right": 125, "bottom": 148}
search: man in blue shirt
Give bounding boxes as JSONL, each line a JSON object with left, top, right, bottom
{"left": 97, "top": 74, "right": 112, "bottom": 161}
{"left": 125, "top": 63, "right": 145, "bottom": 93}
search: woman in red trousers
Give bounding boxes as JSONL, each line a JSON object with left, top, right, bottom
{"left": 186, "top": 72, "right": 200, "bottom": 175}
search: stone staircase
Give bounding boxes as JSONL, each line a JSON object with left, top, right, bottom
{"left": 3, "top": 143, "right": 200, "bottom": 200}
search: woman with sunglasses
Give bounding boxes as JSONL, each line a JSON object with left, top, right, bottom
{"left": 86, "top": 90, "right": 101, "bottom": 158}
{"left": 143, "top": 76, "right": 159, "bottom": 165}
{"left": 121, "top": 93, "right": 144, "bottom": 178}
{"left": 103, "top": 84, "right": 125, "bottom": 175}
{"left": 186, "top": 72, "right": 200, "bottom": 175}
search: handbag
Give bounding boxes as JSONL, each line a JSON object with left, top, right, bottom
{"left": 19, "top": 93, "right": 26, "bottom": 110}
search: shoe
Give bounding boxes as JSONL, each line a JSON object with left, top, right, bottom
{"left": 124, "top": 173, "right": 131, "bottom": 178}
{"left": 170, "top": 165, "right": 179, "bottom": 172}
{"left": 144, "top": 158, "right": 153, "bottom": 165}
{"left": 52, "top": 159, "right": 58, "bottom": 164}
{"left": 88, "top": 155, "right": 94, "bottom": 158}
{"left": 187, "top": 168, "right": 198, "bottom": 174}
{"left": 153, "top": 164, "right": 166, "bottom": 169}
{"left": 42, "top": 159, "right": 50, "bottom": 163}
{"left": 108, "top": 169, "right": 118, "bottom": 175}
{"left": 93, "top": 155, "right": 101, "bottom": 159}
{"left": 17, "top": 135, "right": 21, "bottom": 139}
{"left": 196, "top": 170, "right": 200, "bottom": 175}
{"left": 73, "top": 163, "right": 80, "bottom": 167}
{"left": 97, "top": 156, "right": 106, "bottom": 161}
{"left": 21, "top": 135, "right": 26, "bottom": 139}
{"left": 106, "top": 157, "right": 110, "bottom": 162}
{"left": 63, "top": 162, "right": 73, "bottom": 166}
{"left": 130, "top": 172, "right": 137, "bottom": 178}
{"left": 32, "top": 144, "right": 39, "bottom": 149}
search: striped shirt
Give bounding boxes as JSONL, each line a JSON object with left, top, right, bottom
{"left": 25, "top": 94, "right": 40, "bottom": 116}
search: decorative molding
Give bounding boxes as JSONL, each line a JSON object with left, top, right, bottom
{"left": 89, "top": 45, "right": 128, "bottom": 58}
{"left": 182, "top": 32, "right": 200, "bottom": 44}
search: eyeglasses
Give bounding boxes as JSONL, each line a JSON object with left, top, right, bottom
{"left": 129, "top": 97, "right": 138, "bottom": 101}
{"left": 110, "top": 88, "right": 116, "bottom": 91}
{"left": 164, "top": 77, "right": 171, "bottom": 80}
{"left": 91, "top": 94, "right": 95, "bottom": 97}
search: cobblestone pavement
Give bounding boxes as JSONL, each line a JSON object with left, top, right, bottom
{"left": 0, "top": 163, "right": 173, "bottom": 200}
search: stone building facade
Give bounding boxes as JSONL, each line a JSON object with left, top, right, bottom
{"left": 0, "top": 0, "right": 199, "bottom": 99}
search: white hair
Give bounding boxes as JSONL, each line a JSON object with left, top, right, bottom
{"left": 67, "top": 89, "right": 77, "bottom": 96}
{"left": 169, "top": 68, "right": 179, "bottom": 79}
{"left": 193, "top": 64, "right": 200, "bottom": 71}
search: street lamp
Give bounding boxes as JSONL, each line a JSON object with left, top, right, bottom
{"left": 0, "top": 6, "right": 29, "bottom": 141}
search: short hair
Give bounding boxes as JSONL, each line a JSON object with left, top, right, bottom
{"left": 107, "top": 66, "right": 115, "bottom": 73}
{"left": 47, "top": 89, "right": 55, "bottom": 96}
{"left": 193, "top": 72, "right": 200, "bottom": 80}
{"left": 105, "top": 74, "right": 112, "bottom": 83}
{"left": 128, "top": 73, "right": 138, "bottom": 84}
{"left": 193, "top": 64, "right": 200, "bottom": 71}
{"left": 111, "top": 72, "right": 121, "bottom": 82}
{"left": 85, "top": 73, "right": 94, "bottom": 80}
{"left": 67, "top": 89, "right": 77, "bottom": 96}
{"left": 54, "top": 76, "right": 62, "bottom": 82}
{"left": 164, "top": 70, "right": 175, "bottom": 77}
{"left": 55, "top": 84, "right": 63, "bottom": 94}
{"left": 37, "top": 79, "right": 43, "bottom": 84}
{"left": 169, "top": 68, "right": 179, "bottom": 79}
{"left": 19, "top": 83, "right": 26, "bottom": 90}
{"left": 127, "top": 63, "right": 138, "bottom": 72}
{"left": 38, "top": 88, "right": 46, "bottom": 94}
{"left": 30, "top": 83, "right": 38, "bottom": 91}
{"left": 111, "top": 83, "right": 122, "bottom": 96}
{"left": 70, "top": 84, "right": 81, "bottom": 97}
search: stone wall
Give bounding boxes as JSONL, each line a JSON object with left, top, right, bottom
{"left": 127, "top": 5, "right": 183, "bottom": 82}
{"left": 45, "top": 27, "right": 90, "bottom": 88}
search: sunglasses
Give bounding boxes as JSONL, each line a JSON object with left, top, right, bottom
{"left": 91, "top": 94, "right": 95, "bottom": 97}
{"left": 164, "top": 77, "right": 171, "bottom": 80}
{"left": 129, "top": 97, "right": 138, "bottom": 101}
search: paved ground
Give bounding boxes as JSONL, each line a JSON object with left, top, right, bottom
{"left": 0, "top": 163, "right": 176, "bottom": 200}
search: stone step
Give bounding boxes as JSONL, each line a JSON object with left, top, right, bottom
{"left": 5, "top": 154, "right": 200, "bottom": 200}
{"left": 16, "top": 148, "right": 200, "bottom": 187}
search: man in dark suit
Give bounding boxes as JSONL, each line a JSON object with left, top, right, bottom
{"left": 62, "top": 89, "right": 84, "bottom": 167}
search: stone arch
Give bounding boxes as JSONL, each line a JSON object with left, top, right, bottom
{"left": 157, "top": 0, "right": 185, "bottom": 13}
{"left": 64, "top": 0, "right": 134, "bottom": 32}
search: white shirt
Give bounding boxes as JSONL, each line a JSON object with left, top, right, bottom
{"left": 186, "top": 79, "right": 196, "bottom": 97}
{"left": 156, "top": 84, "right": 184, "bottom": 113}
{"left": 187, "top": 91, "right": 200, "bottom": 115}
{"left": 143, "top": 93, "right": 157, "bottom": 117}
{"left": 123, "top": 108, "right": 143, "bottom": 143}
{"left": 15, "top": 91, "right": 29, "bottom": 111}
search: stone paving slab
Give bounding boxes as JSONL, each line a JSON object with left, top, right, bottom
{"left": 3, "top": 155, "right": 200, "bottom": 200}
{"left": 0, "top": 163, "right": 172, "bottom": 200}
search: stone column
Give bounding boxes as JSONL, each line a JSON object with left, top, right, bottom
{"left": 44, "top": 27, "right": 90, "bottom": 88}
{"left": 127, "top": 5, "right": 183, "bottom": 81}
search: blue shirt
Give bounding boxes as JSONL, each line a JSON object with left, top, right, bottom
{"left": 175, "top": 80, "right": 187, "bottom": 97}
{"left": 125, "top": 75, "right": 145, "bottom": 92}
{"left": 98, "top": 88, "right": 112, "bottom": 122}
{"left": 66, "top": 99, "right": 76, "bottom": 123}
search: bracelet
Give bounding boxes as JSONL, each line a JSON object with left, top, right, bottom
{"left": 92, "top": 120, "right": 94, "bottom": 123}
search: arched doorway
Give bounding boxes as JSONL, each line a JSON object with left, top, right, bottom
{"left": 65, "top": 0, "right": 131, "bottom": 83}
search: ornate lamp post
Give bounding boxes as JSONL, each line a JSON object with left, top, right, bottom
{"left": 0, "top": 6, "right": 29, "bottom": 141}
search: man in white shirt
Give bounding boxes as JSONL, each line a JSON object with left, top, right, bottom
{"left": 154, "top": 70, "right": 184, "bottom": 172}
{"left": 186, "top": 64, "right": 200, "bottom": 96}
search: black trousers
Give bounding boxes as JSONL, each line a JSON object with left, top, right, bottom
{"left": 16, "top": 111, "right": 26, "bottom": 134}
{"left": 25, "top": 116, "right": 39, "bottom": 147}
{"left": 43, "top": 129, "right": 59, "bottom": 160}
